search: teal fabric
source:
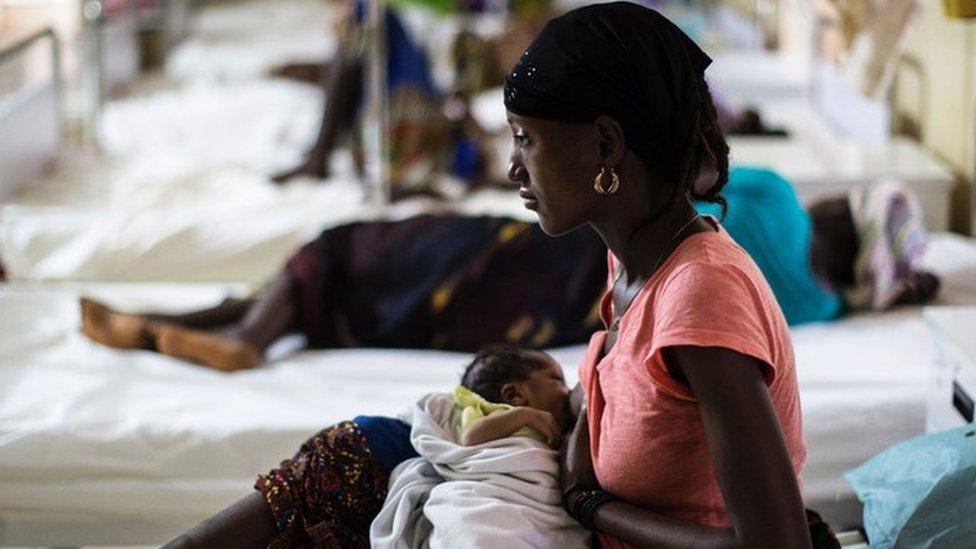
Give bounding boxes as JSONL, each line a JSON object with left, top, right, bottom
{"left": 694, "top": 167, "right": 844, "bottom": 325}
{"left": 845, "top": 424, "right": 976, "bottom": 548}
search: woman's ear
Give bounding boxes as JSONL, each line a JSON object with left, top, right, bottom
{"left": 500, "top": 382, "right": 528, "bottom": 406}
{"left": 593, "top": 115, "right": 625, "bottom": 165}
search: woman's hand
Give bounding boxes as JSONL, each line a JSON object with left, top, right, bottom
{"left": 559, "top": 408, "right": 598, "bottom": 498}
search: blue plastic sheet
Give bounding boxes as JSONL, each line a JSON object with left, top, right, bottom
{"left": 845, "top": 424, "right": 976, "bottom": 548}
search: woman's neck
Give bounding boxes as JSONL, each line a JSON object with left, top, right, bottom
{"left": 592, "top": 199, "right": 700, "bottom": 285}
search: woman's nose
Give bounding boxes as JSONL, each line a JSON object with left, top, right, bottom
{"left": 508, "top": 159, "right": 526, "bottom": 183}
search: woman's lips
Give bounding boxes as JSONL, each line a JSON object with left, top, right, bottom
{"left": 519, "top": 188, "right": 539, "bottom": 209}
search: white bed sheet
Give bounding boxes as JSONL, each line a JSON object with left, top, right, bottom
{"left": 1, "top": 234, "right": 975, "bottom": 545}
{"left": 0, "top": 282, "right": 584, "bottom": 545}
{"left": 0, "top": 75, "right": 533, "bottom": 285}
{"left": 0, "top": 167, "right": 534, "bottom": 285}
{"left": 165, "top": 0, "right": 337, "bottom": 84}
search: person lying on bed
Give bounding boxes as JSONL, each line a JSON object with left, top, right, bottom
{"left": 80, "top": 214, "right": 608, "bottom": 371}
{"left": 370, "top": 345, "right": 589, "bottom": 547}
{"left": 698, "top": 169, "right": 942, "bottom": 325}
{"left": 269, "top": 0, "right": 497, "bottom": 198}
{"left": 77, "top": 174, "right": 940, "bottom": 372}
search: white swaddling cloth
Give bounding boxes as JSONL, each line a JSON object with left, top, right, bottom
{"left": 370, "top": 392, "right": 590, "bottom": 549}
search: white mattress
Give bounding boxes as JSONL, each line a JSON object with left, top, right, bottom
{"left": 165, "top": 0, "right": 337, "bottom": 83}
{"left": 2, "top": 234, "right": 975, "bottom": 545}
{"left": 2, "top": 0, "right": 974, "bottom": 542}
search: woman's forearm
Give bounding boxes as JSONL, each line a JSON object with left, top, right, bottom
{"left": 592, "top": 499, "right": 739, "bottom": 549}
{"left": 163, "top": 492, "right": 277, "bottom": 549}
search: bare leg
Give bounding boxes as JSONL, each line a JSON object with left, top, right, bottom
{"left": 154, "top": 274, "right": 297, "bottom": 371}
{"left": 163, "top": 492, "right": 277, "bottom": 549}
{"left": 268, "top": 61, "right": 331, "bottom": 84}
{"left": 80, "top": 296, "right": 252, "bottom": 350}
{"left": 81, "top": 274, "right": 297, "bottom": 371}
{"left": 146, "top": 298, "right": 253, "bottom": 327}
{"left": 272, "top": 51, "right": 364, "bottom": 184}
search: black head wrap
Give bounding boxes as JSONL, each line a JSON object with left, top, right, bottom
{"left": 504, "top": 2, "right": 712, "bottom": 185}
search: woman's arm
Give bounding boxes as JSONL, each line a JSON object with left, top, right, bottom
{"left": 163, "top": 492, "right": 277, "bottom": 549}
{"left": 460, "top": 407, "right": 561, "bottom": 446}
{"left": 583, "top": 346, "right": 811, "bottom": 549}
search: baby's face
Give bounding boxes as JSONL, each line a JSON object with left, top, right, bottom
{"left": 520, "top": 352, "right": 573, "bottom": 432}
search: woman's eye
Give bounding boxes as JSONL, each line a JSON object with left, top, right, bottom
{"left": 513, "top": 131, "right": 530, "bottom": 147}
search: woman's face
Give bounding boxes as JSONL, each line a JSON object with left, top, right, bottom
{"left": 507, "top": 112, "right": 601, "bottom": 236}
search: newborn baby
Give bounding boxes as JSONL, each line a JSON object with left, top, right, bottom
{"left": 370, "top": 345, "right": 589, "bottom": 548}
{"left": 453, "top": 345, "right": 573, "bottom": 448}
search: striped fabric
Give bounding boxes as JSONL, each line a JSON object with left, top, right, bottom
{"left": 845, "top": 180, "right": 927, "bottom": 310}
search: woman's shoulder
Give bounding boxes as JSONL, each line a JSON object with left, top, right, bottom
{"left": 666, "top": 226, "right": 758, "bottom": 278}
{"left": 655, "top": 229, "right": 781, "bottom": 315}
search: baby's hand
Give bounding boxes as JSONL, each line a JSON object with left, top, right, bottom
{"left": 519, "top": 407, "right": 562, "bottom": 448}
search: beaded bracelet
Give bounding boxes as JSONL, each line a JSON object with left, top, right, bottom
{"left": 565, "top": 487, "right": 618, "bottom": 531}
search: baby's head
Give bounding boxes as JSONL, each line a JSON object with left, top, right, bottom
{"left": 461, "top": 345, "right": 572, "bottom": 431}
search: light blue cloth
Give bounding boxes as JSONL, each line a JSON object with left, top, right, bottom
{"left": 845, "top": 424, "right": 976, "bottom": 548}
{"left": 695, "top": 167, "right": 844, "bottom": 325}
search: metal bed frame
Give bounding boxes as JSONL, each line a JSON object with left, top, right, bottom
{"left": 0, "top": 27, "right": 62, "bottom": 200}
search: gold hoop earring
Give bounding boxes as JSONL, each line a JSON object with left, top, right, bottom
{"left": 594, "top": 166, "right": 620, "bottom": 195}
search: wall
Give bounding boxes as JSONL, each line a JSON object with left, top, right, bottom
{"left": 896, "top": 1, "right": 976, "bottom": 234}
{"left": 0, "top": 0, "right": 82, "bottom": 81}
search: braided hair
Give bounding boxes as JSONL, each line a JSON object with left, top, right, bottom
{"left": 680, "top": 78, "right": 729, "bottom": 217}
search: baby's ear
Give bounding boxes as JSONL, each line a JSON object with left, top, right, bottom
{"left": 500, "top": 382, "right": 528, "bottom": 406}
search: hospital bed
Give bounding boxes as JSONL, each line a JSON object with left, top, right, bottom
{"left": 0, "top": 28, "right": 61, "bottom": 201}
{"left": 2, "top": 1, "right": 976, "bottom": 544}
{"left": 1, "top": 231, "right": 975, "bottom": 545}
{"left": 706, "top": 47, "right": 957, "bottom": 232}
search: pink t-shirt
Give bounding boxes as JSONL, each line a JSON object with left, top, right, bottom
{"left": 579, "top": 221, "right": 806, "bottom": 547}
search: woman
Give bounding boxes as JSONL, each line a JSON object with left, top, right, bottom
{"left": 696, "top": 168, "right": 940, "bottom": 325}
{"left": 81, "top": 214, "right": 607, "bottom": 371}
{"left": 506, "top": 4, "right": 814, "bottom": 546}
{"left": 271, "top": 0, "right": 489, "bottom": 196}
{"left": 166, "top": 3, "right": 835, "bottom": 546}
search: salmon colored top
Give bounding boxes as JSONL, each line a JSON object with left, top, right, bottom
{"left": 579, "top": 220, "right": 806, "bottom": 548}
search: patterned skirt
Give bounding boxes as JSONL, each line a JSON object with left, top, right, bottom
{"left": 255, "top": 421, "right": 390, "bottom": 549}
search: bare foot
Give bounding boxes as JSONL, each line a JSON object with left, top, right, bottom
{"left": 271, "top": 161, "right": 327, "bottom": 185}
{"left": 268, "top": 62, "right": 324, "bottom": 84}
{"left": 80, "top": 297, "right": 155, "bottom": 349}
{"left": 155, "top": 324, "right": 262, "bottom": 372}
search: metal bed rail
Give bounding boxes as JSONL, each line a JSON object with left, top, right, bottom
{"left": 79, "top": 0, "right": 196, "bottom": 145}
{"left": 0, "top": 27, "right": 62, "bottom": 200}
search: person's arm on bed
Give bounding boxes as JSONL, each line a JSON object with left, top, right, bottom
{"left": 562, "top": 346, "right": 811, "bottom": 549}
{"left": 460, "top": 407, "right": 561, "bottom": 447}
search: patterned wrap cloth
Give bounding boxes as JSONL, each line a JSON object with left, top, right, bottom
{"left": 256, "top": 417, "right": 417, "bottom": 549}
{"left": 285, "top": 214, "right": 607, "bottom": 352}
{"left": 845, "top": 180, "right": 928, "bottom": 310}
{"left": 346, "top": 2, "right": 482, "bottom": 195}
